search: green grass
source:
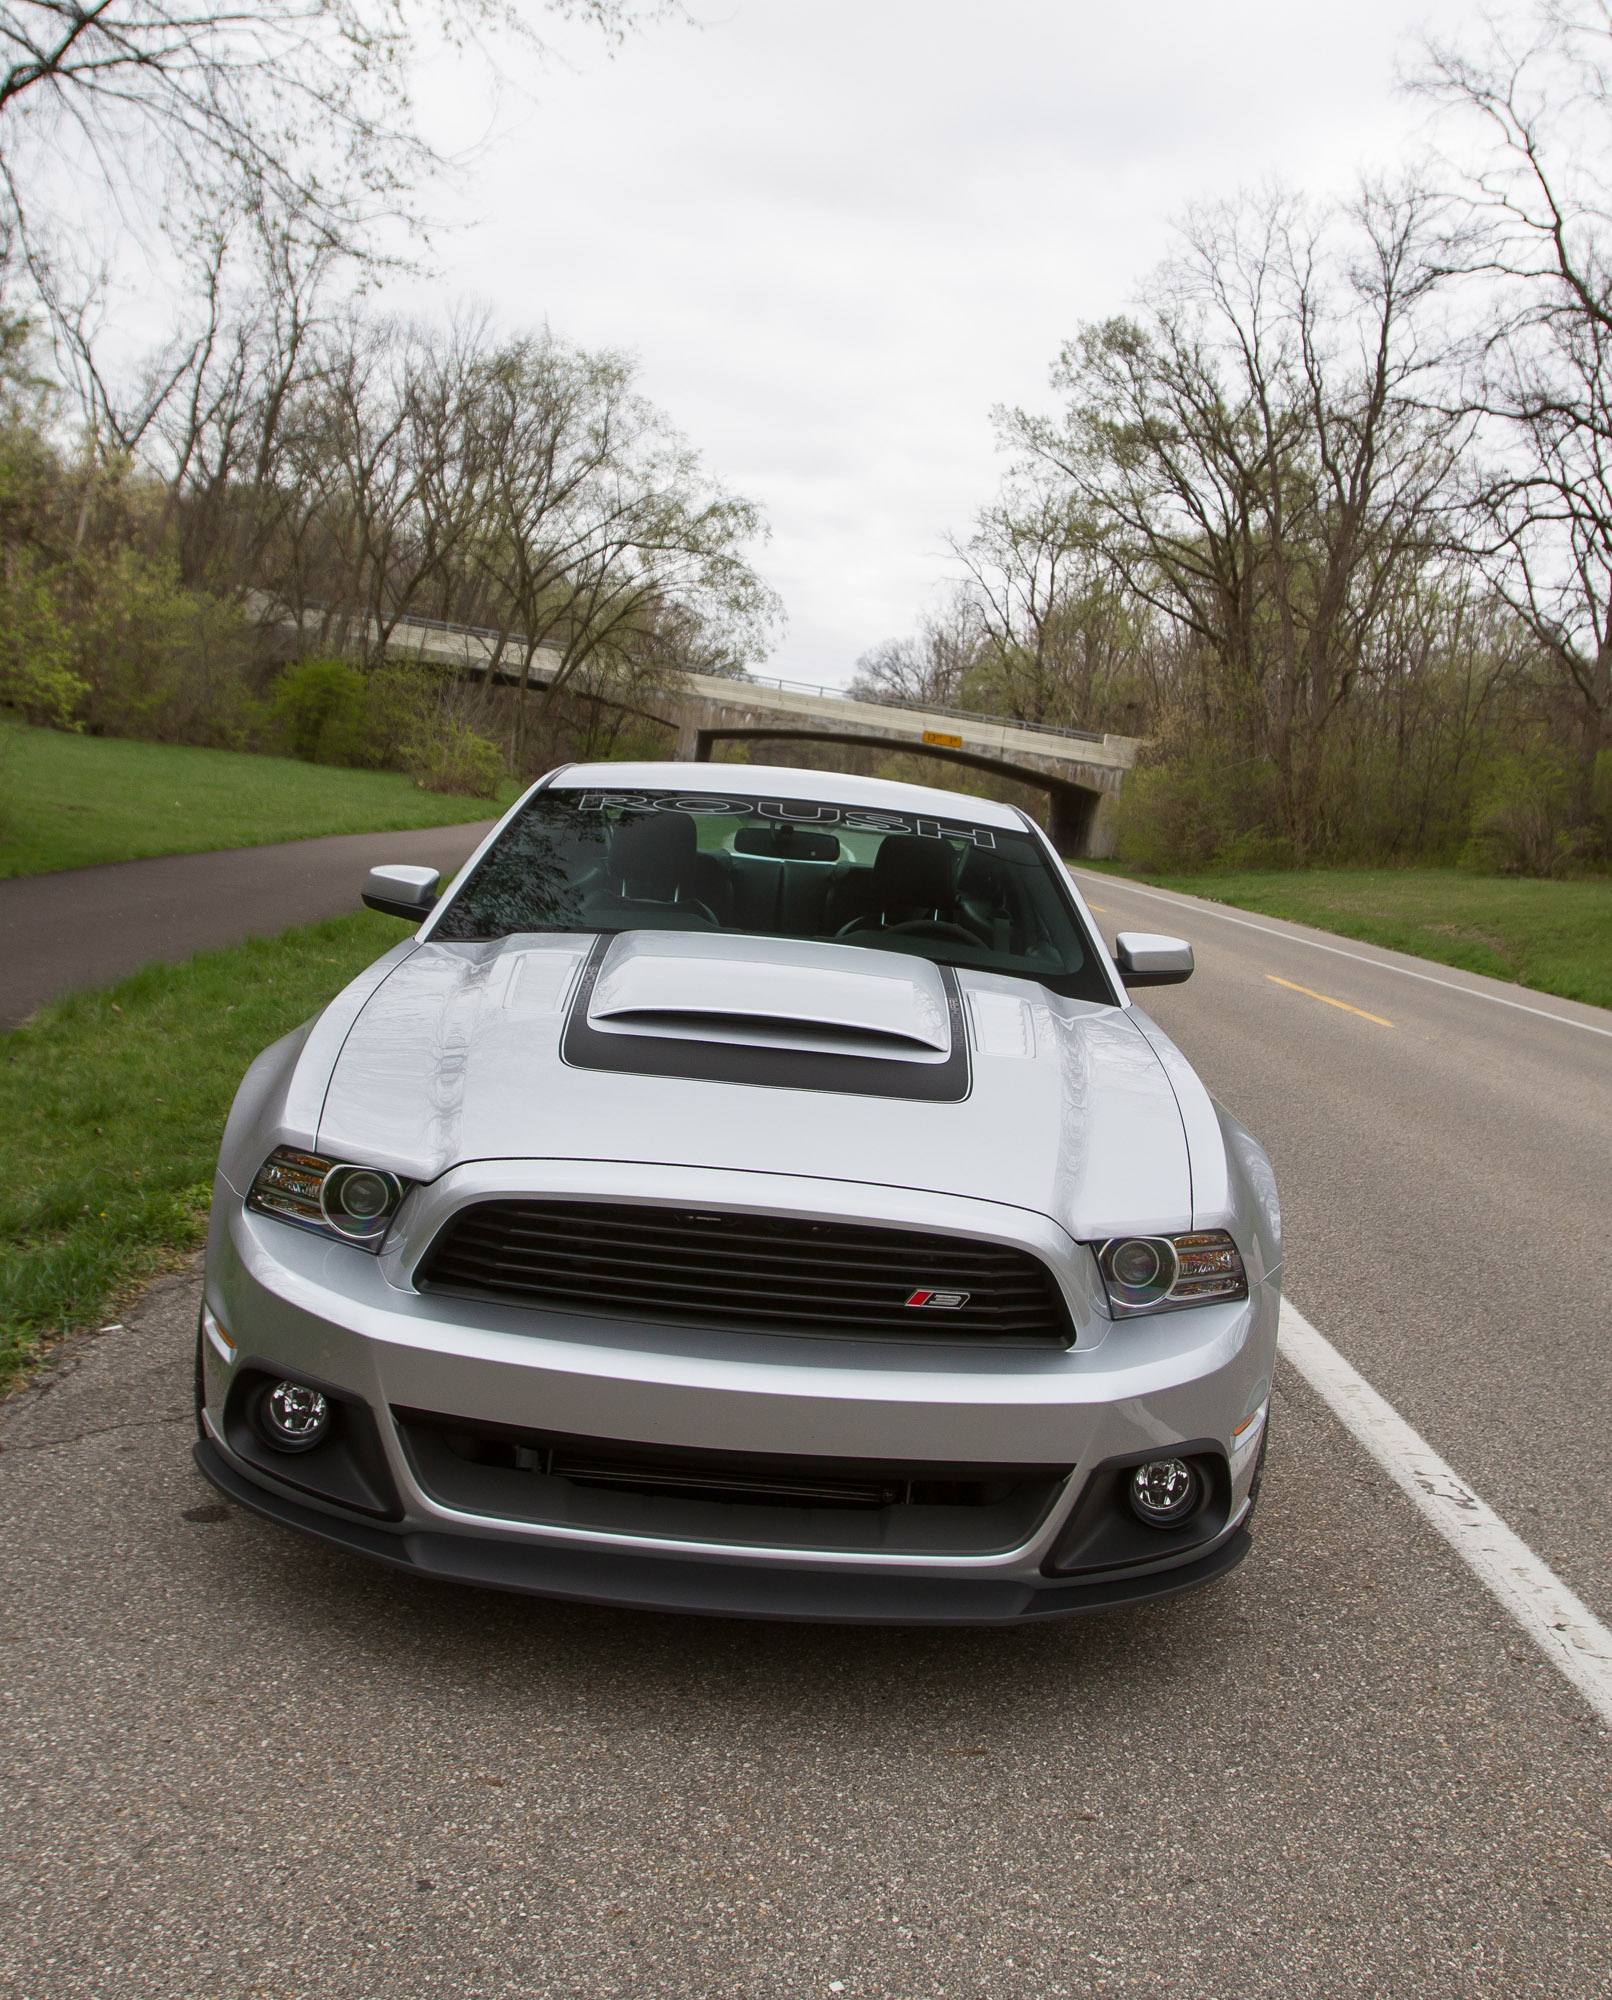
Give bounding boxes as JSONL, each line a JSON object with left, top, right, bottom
{"left": 1083, "top": 864, "right": 1612, "bottom": 1012}
{"left": 0, "top": 910, "right": 414, "bottom": 1393}
{"left": 0, "top": 725, "right": 519, "bottom": 877}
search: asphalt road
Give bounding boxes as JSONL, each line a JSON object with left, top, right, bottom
{"left": 1074, "top": 871, "right": 1612, "bottom": 1623}
{"left": 2, "top": 878, "right": 1611, "bottom": 1996}
{"left": 0, "top": 822, "right": 496, "bottom": 1030}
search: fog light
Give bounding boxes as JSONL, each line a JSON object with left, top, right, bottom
{"left": 1129, "top": 1457, "right": 1200, "bottom": 1527}
{"left": 261, "top": 1380, "right": 330, "bottom": 1452}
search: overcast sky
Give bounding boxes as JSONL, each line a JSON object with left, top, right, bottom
{"left": 410, "top": 0, "right": 1473, "bottom": 685}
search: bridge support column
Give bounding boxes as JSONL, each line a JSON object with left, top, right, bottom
{"left": 1087, "top": 791, "right": 1119, "bottom": 859}
{"left": 1045, "top": 786, "right": 1100, "bottom": 858}
{"left": 1046, "top": 785, "right": 1120, "bottom": 859}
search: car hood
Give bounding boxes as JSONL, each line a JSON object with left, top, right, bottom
{"left": 311, "top": 933, "right": 1198, "bottom": 1238}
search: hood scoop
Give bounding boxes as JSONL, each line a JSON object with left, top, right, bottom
{"left": 564, "top": 932, "right": 970, "bottom": 1101}
{"left": 586, "top": 931, "right": 953, "bottom": 1061}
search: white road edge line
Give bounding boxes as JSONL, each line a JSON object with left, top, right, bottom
{"left": 1070, "top": 869, "right": 1612, "bottom": 1042}
{"left": 1278, "top": 1298, "right": 1612, "bottom": 1729}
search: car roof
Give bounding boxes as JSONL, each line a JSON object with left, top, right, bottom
{"left": 547, "top": 761, "right": 1034, "bottom": 832}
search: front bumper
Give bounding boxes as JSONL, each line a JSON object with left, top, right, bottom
{"left": 201, "top": 1173, "right": 1278, "bottom": 1625}
{"left": 195, "top": 1436, "right": 1253, "bottom": 1623}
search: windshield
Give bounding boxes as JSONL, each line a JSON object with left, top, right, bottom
{"left": 432, "top": 784, "right": 1115, "bottom": 1003}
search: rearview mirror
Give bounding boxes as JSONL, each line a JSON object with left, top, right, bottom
{"left": 1113, "top": 931, "right": 1194, "bottom": 986}
{"left": 732, "top": 824, "right": 841, "bottom": 863}
{"left": 362, "top": 864, "right": 441, "bottom": 922}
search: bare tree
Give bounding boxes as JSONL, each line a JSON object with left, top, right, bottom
{"left": 1005, "top": 185, "right": 1465, "bottom": 852}
{"left": 145, "top": 219, "right": 342, "bottom": 589}
{"left": 850, "top": 594, "right": 978, "bottom": 709}
{"left": 171, "top": 306, "right": 780, "bottom": 743}
{"left": 0, "top": 1, "right": 660, "bottom": 259}
{"left": 948, "top": 471, "right": 1145, "bottom": 729}
{"left": 1421, "top": 0, "right": 1612, "bottom": 815}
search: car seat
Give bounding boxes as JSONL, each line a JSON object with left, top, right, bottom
{"left": 957, "top": 846, "right": 1020, "bottom": 953}
{"left": 583, "top": 812, "right": 718, "bottom": 927}
{"left": 834, "top": 835, "right": 986, "bottom": 944}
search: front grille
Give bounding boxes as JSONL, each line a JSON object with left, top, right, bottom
{"left": 415, "top": 1199, "right": 1073, "bottom": 1346}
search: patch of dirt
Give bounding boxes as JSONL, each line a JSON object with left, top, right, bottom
{"left": 0, "top": 1250, "right": 204, "bottom": 1411}
{"left": 1417, "top": 922, "right": 1522, "bottom": 970}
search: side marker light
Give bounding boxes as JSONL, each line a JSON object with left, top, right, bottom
{"left": 202, "top": 1305, "right": 236, "bottom": 1363}
{"left": 1231, "top": 1402, "right": 1268, "bottom": 1479}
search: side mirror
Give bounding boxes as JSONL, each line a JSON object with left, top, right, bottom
{"left": 1114, "top": 931, "right": 1194, "bottom": 986}
{"left": 362, "top": 864, "right": 441, "bottom": 923}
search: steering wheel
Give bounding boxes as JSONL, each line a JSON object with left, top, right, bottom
{"left": 584, "top": 891, "right": 720, "bottom": 926}
{"left": 889, "top": 917, "right": 989, "bottom": 946}
{"left": 836, "top": 915, "right": 984, "bottom": 947}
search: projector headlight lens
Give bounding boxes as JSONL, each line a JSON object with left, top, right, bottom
{"left": 1096, "top": 1230, "right": 1248, "bottom": 1317}
{"left": 1107, "top": 1235, "right": 1177, "bottom": 1300}
{"left": 247, "top": 1148, "right": 406, "bottom": 1251}
{"left": 322, "top": 1165, "right": 398, "bottom": 1232}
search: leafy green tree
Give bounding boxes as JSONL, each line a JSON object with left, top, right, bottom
{"left": 0, "top": 547, "right": 78, "bottom": 721}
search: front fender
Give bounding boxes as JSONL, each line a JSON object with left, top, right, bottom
{"left": 216, "top": 938, "right": 420, "bottom": 1196}
{"left": 1215, "top": 1101, "right": 1282, "bottom": 1289}
{"left": 216, "top": 1022, "right": 317, "bottom": 1198}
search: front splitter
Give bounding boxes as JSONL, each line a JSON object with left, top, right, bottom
{"left": 195, "top": 1438, "right": 1250, "bottom": 1626}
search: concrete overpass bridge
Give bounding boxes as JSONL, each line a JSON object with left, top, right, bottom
{"left": 261, "top": 599, "right": 1142, "bottom": 856}
{"left": 660, "top": 673, "right": 1139, "bottom": 856}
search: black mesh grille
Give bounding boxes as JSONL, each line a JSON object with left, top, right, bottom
{"left": 416, "top": 1200, "right": 1073, "bottom": 1346}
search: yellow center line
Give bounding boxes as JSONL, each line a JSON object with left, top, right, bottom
{"left": 1266, "top": 974, "right": 1393, "bottom": 1027}
{"left": 1086, "top": 903, "right": 1109, "bottom": 912}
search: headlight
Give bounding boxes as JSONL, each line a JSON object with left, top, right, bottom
{"left": 246, "top": 1148, "right": 407, "bottom": 1251}
{"left": 1094, "top": 1230, "right": 1247, "bottom": 1317}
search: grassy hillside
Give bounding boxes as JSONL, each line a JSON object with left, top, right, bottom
{"left": 1087, "top": 865, "right": 1612, "bottom": 1012}
{"left": 0, "top": 725, "right": 519, "bottom": 877}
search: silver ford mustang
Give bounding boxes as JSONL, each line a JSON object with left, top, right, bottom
{"left": 196, "top": 762, "right": 1280, "bottom": 1623}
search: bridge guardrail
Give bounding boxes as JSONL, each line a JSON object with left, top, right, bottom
{"left": 257, "top": 596, "right": 1114, "bottom": 749}
{"left": 376, "top": 610, "right": 1111, "bottom": 747}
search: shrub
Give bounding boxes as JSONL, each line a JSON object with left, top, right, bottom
{"left": 0, "top": 554, "right": 83, "bottom": 726}
{"left": 77, "top": 551, "right": 256, "bottom": 747}
{"left": 358, "top": 661, "right": 442, "bottom": 769}
{"left": 267, "top": 657, "right": 369, "bottom": 764}
{"left": 1463, "top": 751, "right": 1578, "bottom": 877}
{"left": 1114, "top": 752, "right": 1288, "bottom": 873}
{"left": 403, "top": 716, "right": 503, "bottom": 798}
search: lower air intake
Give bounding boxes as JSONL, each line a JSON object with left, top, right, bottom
{"left": 394, "top": 1410, "right": 1072, "bottom": 1555}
